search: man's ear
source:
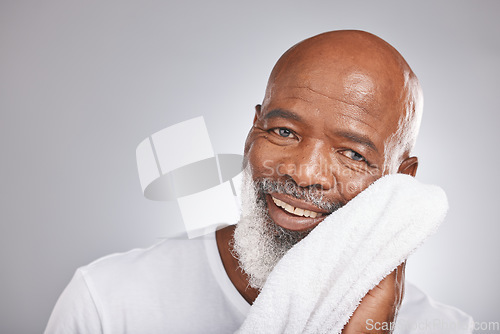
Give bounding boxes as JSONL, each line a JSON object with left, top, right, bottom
{"left": 253, "top": 104, "right": 262, "bottom": 124}
{"left": 398, "top": 156, "right": 418, "bottom": 177}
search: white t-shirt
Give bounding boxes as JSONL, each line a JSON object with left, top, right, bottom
{"left": 45, "top": 234, "right": 473, "bottom": 334}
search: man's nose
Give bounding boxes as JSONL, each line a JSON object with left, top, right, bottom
{"left": 278, "top": 140, "right": 335, "bottom": 191}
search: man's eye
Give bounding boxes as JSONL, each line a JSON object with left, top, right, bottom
{"left": 341, "top": 149, "right": 366, "bottom": 162}
{"left": 273, "top": 128, "right": 294, "bottom": 138}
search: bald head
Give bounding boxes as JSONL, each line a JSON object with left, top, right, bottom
{"left": 263, "top": 30, "right": 422, "bottom": 172}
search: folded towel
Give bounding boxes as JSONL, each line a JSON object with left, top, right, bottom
{"left": 237, "top": 174, "right": 448, "bottom": 334}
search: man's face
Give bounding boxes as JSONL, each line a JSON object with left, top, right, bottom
{"left": 234, "top": 63, "right": 407, "bottom": 289}
{"left": 232, "top": 31, "right": 420, "bottom": 290}
{"left": 244, "top": 68, "right": 403, "bottom": 233}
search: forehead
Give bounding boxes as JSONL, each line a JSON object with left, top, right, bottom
{"left": 263, "top": 65, "right": 404, "bottom": 144}
{"left": 269, "top": 55, "right": 403, "bottom": 113}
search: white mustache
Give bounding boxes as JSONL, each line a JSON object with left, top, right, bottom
{"left": 254, "top": 177, "right": 343, "bottom": 214}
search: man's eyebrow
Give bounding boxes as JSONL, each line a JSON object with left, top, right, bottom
{"left": 264, "top": 109, "right": 302, "bottom": 121}
{"left": 335, "top": 130, "right": 378, "bottom": 152}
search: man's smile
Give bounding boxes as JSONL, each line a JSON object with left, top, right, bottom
{"left": 265, "top": 193, "right": 329, "bottom": 232}
{"left": 272, "top": 196, "right": 323, "bottom": 218}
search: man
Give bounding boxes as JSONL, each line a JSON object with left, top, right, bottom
{"left": 46, "top": 30, "right": 473, "bottom": 333}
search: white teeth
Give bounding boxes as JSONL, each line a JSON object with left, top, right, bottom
{"left": 293, "top": 207, "right": 304, "bottom": 216}
{"left": 271, "top": 196, "right": 322, "bottom": 218}
{"left": 284, "top": 203, "right": 295, "bottom": 214}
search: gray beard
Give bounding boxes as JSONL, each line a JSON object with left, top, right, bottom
{"left": 232, "top": 166, "right": 341, "bottom": 289}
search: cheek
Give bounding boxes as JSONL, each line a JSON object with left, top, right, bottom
{"left": 246, "top": 137, "right": 278, "bottom": 176}
{"left": 335, "top": 169, "right": 379, "bottom": 201}
{"left": 246, "top": 137, "right": 295, "bottom": 180}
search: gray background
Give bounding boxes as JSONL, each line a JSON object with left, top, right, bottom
{"left": 1, "top": 1, "right": 499, "bottom": 333}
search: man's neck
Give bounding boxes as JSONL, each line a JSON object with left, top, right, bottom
{"left": 216, "top": 225, "right": 260, "bottom": 305}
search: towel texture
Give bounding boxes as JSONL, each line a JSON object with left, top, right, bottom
{"left": 237, "top": 174, "right": 448, "bottom": 334}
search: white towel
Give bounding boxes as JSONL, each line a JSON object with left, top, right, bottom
{"left": 237, "top": 174, "right": 448, "bottom": 334}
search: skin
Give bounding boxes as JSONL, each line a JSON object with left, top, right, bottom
{"left": 217, "top": 30, "right": 422, "bottom": 333}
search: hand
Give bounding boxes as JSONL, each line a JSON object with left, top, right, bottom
{"left": 342, "top": 262, "right": 406, "bottom": 334}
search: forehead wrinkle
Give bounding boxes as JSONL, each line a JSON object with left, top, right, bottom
{"left": 284, "top": 95, "right": 312, "bottom": 103}
{"left": 297, "top": 85, "right": 376, "bottom": 117}
{"left": 337, "top": 112, "right": 380, "bottom": 134}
